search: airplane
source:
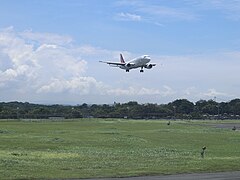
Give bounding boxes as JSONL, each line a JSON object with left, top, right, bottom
{"left": 99, "top": 54, "right": 156, "bottom": 72}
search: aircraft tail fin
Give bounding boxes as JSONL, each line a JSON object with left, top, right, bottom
{"left": 120, "top": 54, "right": 125, "bottom": 63}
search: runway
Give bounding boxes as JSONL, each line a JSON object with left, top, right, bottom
{"left": 80, "top": 171, "right": 240, "bottom": 180}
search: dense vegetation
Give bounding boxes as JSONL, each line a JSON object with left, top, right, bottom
{"left": 1, "top": 99, "right": 240, "bottom": 119}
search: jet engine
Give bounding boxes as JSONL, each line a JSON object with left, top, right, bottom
{"left": 144, "top": 64, "right": 153, "bottom": 69}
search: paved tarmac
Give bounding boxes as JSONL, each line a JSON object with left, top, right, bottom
{"left": 80, "top": 171, "right": 240, "bottom": 180}
{"left": 208, "top": 123, "right": 240, "bottom": 130}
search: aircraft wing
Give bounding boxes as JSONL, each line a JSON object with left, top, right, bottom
{"left": 99, "top": 61, "right": 125, "bottom": 66}
{"left": 145, "top": 63, "right": 156, "bottom": 66}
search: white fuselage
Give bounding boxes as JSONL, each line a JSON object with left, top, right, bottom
{"left": 100, "top": 54, "right": 155, "bottom": 72}
{"left": 120, "top": 55, "right": 151, "bottom": 70}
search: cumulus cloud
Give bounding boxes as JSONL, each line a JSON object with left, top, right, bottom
{"left": 0, "top": 27, "right": 170, "bottom": 103}
{"left": 37, "top": 77, "right": 105, "bottom": 94}
{"left": 0, "top": 27, "right": 88, "bottom": 94}
{"left": 0, "top": 29, "right": 37, "bottom": 84}
{"left": 1, "top": 27, "right": 239, "bottom": 104}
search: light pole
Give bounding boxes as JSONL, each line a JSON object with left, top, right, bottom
{"left": 214, "top": 96, "right": 220, "bottom": 119}
{"left": 173, "top": 106, "right": 176, "bottom": 120}
{"left": 16, "top": 107, "right": 19, "bottom": 119}
{"left": 71, "top": 107, "right": 74, "bottom": 118}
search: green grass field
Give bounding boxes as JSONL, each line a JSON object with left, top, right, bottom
{"left": 0, "top": 119, "right": 240, "bottom": 179}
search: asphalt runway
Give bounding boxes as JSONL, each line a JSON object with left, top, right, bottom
{"left": 80, "top": 171, "right": 240, "bottom": 180}
{"left": 206, "top": 123, "right": 240, "bottom": 130}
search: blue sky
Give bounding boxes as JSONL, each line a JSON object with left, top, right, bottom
{"left": 0, "top": 0, "right": 240, "bottom": 104}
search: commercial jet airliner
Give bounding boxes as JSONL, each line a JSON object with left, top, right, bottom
{"left": 99, "top": 54, "right": 156, "bottom": 72}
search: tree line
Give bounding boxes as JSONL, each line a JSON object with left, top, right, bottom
{"left": 0, "top": 99, "right": 240, "bottom": 119}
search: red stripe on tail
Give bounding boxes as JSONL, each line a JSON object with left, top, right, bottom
{"left": 120, "top": 54, "right": 125, "bottom": 63}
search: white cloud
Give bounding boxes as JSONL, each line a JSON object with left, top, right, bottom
{"left": 20, "top": 30, "right": 73, "bottom": 45}
{"left": 202, "top": 88, "right": 231, "bottom": 98}
{"left": 115, "top": 1, "right": 197, "bottom": 25}
{"left": 1, "top": 27, "right": 170, "bottom": 103}
{"left": 116, "top": 12, "right": 142, "bottom": 21}
{"left": 1, "top": 27, "right": 240, "bottom": 104}
{"left": 0, "top": 27, "right": 89, "bottom": 94}
{"left": 106, "top": 85, "right": 175, "bottom": 97}
{"left": 107, "top": 86, "right": 156, "bottom": 96}
{"left": 116, "top": 0, "right": 240, "bottom": 25}
{"left": 178, "top": 86, "right": 233, "bottom": 102}
{"left": 37, "top": 77, "right": 105, "bottom": 94}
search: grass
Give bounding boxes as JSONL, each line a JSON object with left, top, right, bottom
{"left": 0, "top": 119, "right": 240, "bottom": 179}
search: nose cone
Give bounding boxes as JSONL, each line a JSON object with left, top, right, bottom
{"left": 143, "top": 55, "right": 150, "bottom": 59}
{"left": 143, "top": 55, "right": 151, "bottom": 63}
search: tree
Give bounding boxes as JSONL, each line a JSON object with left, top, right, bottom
{"left": 169, "top": 99, "right": 194, "bottom": 114}
{"left": 197, "top": 100, "right": 218, "bottom": 115}
{"left": 227, "top": 99, "right": 240, "bottom": 115}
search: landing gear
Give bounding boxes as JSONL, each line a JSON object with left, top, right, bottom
{"left": 126, "top": 69, "right": 129, "bottom": 72}
{"left": 140, "top": 67, "right": 144, "bottom": 73}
